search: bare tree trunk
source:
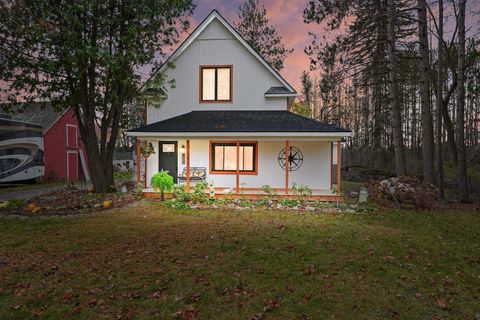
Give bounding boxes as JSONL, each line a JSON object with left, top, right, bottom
{"left": 387, "top": 0, "right": 406, "bottom": 176}
{"left": 436, "top": 0, "right": 445, "bottom": 199}
{"left": 456, "top": 0, "right": 469, "bottom": 202}
{"left": 418, "top": 0, "right": 434, "bottom": 183}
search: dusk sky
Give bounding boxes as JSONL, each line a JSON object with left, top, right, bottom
{"left": 190, "top": 0, "right": 319, "bottom": 92}
{"left": 157, "top": 0, "right": 479, "bottom": 93}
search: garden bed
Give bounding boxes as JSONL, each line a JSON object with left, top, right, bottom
{"left": 0, "top": 188, "right": 140, "bottom": 216}
{"left": 160, "top": 198, "right": 373, "bottom": 214}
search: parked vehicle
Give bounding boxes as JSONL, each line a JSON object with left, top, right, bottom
{"left": 0, "top": 114, "right": 44, "bottom": 183}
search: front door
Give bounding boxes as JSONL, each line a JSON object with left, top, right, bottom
{"left": 158, "top": 141, "right": 178, "bottom": 182}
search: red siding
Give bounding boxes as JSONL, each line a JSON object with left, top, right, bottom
{"left": 43, "top": 108, "right": 89, "bottom": 180}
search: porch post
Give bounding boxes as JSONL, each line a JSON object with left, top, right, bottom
{"left": 330, "top": 142, "right": 333, "bottom": 190}
{"left": 186, "top": 139, "right": 191, "bottom": 192}
{"left": 337, "top": 140, "right": 341, "bottom": 194}
{"left": 144, "top": 145, "right": 147, "bottom": 189}
{"left": 236, "top": 140, "right": 240, "bottom": 193}
{"left": 136, "top": 138, "right": 141, "bottom": 184}
{"left": 285, "top": 140, "right": 289, "bottom": 194}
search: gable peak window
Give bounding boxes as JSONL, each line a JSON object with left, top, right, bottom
{"left": 200, "top": 66, "right": 232, "bottom": 102}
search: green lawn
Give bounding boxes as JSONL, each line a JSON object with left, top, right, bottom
{"left": 0, "top": 202, "right": 479, "bottom": 319}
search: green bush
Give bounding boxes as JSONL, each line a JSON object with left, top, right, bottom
{"left": 192, "top": 181, "right": 208, "bottom": 203}
{"left": 173, "top": 184, "right": 192, "bottom": 202}
{"left": 151, "top": 171, "right": 174, "bottom": 200}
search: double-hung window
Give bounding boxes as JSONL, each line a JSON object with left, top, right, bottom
{"left": 200, "top": 66, "right": 232, "bottom": 102}
{"left": 210, "top": 142, "right": 257, "bottom": 174}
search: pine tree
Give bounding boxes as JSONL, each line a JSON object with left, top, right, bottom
{"left": 236, "top": 0, "right": 293, "bottom": 71}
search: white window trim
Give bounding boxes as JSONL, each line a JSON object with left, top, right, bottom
{"left": 66, "top": 124, "right": 78, "bottom": 148}
{"left": 66, "top": 150, "right": 79, "bottom": 180}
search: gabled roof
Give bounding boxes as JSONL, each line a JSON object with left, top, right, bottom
{"left": 6, "top": 103, "right": 64, "bottom": 133}
{"left": 141, "top": 10, "right": 296, "bottom": 95}
{"left": 129, "top": 111, "right": 350, "bottom": 135}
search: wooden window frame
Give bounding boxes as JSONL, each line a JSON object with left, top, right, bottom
{"left": 209, "top": 141, "right": 258, "bottom": 175}
{"left": 199, "top": 65, "right": 233, "bottom": 103}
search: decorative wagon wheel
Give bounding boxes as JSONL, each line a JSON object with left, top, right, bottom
{"left": 278, "top": 146, "right": 303, "bottom": 171}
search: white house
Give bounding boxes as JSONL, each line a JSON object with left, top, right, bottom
{"left": 128, "top": 10, "right": 351, "bottom": 200}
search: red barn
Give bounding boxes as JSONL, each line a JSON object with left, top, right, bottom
{"left": 11, "top": 103, "right": 90, "bottom": 181}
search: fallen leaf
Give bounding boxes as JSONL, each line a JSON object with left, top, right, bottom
{"left": 173, "top": 309, "right": 199, "bottom": 320}
{"left": 435, "top": 298, "right": 447, "bottom": 309}
{"left": 303, "top": 265, "right": 315, "bottom": 276}
{"left": 263, "top": 298, "right": 279, "bottom": 312}
{"left": 250, "top": 313, "right": 264, "bottom": 320}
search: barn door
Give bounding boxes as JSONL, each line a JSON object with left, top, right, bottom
{"left": 67, "top": 151, "right": 79, "bottom": 180}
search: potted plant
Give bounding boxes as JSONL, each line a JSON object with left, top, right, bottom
{"left": 151, "top": 171, "right": 174, "bottom": 201}
{"left": 140, "top": 142, "right": 155, "bottom": 158}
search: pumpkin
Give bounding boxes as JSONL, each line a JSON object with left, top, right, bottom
{"left": 102, "top": 200, "right": 112, "bottom": 209}
{"left": 25, "top": 203, "right": 41, "bottom": 214}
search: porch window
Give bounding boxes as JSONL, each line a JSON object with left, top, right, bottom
{"left": 210, "top": 141, "right": 257, "bottom": 174}
{"left": 200, "top": 66, "right": 232, "bottom": 102}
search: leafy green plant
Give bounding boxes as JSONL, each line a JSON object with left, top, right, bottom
{"left": 173, "top": 184, "right": 192, "bottom": 202}
{"left": 0, "top": 199, "right": 22, "bottom": 210}
{"left": 253, "top": 200, "right": 268, "bottom": 208}
{"left": 261, "top": 184, "right": 276, "bottom": 200}
{"left": 161, "top": 199, "right": 190, "bottom": 209}
{"left": 151, "top": 171, "right": 174, "bottom": 201}
{"left": 279, "top": 199, "right": 301, "bottom": 208}
{"left": 140, "top": 142, "right": 155, "bottom": 158}
{"left": 296, "top": 184, "right": 312, "bottom": 201}
{"left": 192, "top": 181, "right": 208, "bottom": 203}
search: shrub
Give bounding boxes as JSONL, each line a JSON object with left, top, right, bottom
{"left": 192, "top": 181, "right": 208, "bottom": 203}
{"left": 173, "top": 184, "right": 192, "bottom": 202}
{"left": 151, "top": 171, "right": 174, "bottom": 201}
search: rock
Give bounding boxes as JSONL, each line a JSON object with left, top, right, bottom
{"left": 276, "top": 204, "right": 284, "bottom": 209}
{"left": 345, "top": 209, "right": 356, "bottom": 214}
{"left": 305, "top": 206, "right": 316, "bottom": 211}
{"left": 121, "top": 185, "right": 128, "bottom": 193}
{"left": 349, "top": 191, "right": 359, "bottom": 197}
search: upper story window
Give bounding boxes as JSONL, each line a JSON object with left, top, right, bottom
{"left": 200, "top": 65, "right": 232, "bottom": 102}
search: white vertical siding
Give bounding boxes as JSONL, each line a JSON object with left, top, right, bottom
{"left": 146, "top": 19, "right": 287, "bottom": 124}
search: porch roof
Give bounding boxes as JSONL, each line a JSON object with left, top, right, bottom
{"left": 128, "top": 111, "right": 351, "bottom": 137}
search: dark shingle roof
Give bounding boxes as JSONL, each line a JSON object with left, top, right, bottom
{"left": 130, "top": 111, "right": 350, "bottom": 133}
{"left": 264, "top": 87, "right": 295, "bottom": 95}
{"left": 6, "top": 103, "right": 63, "bottom": 132}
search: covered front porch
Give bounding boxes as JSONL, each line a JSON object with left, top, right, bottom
{"left": 128, "top": 110, "right": 351, "bottom": 201}
{"left": 135, "top": 137, "right": 344, "bottom": 201}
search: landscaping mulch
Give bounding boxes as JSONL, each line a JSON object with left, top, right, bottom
{"left": 0, "top": 189, "right": 140, "bottom": 216}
